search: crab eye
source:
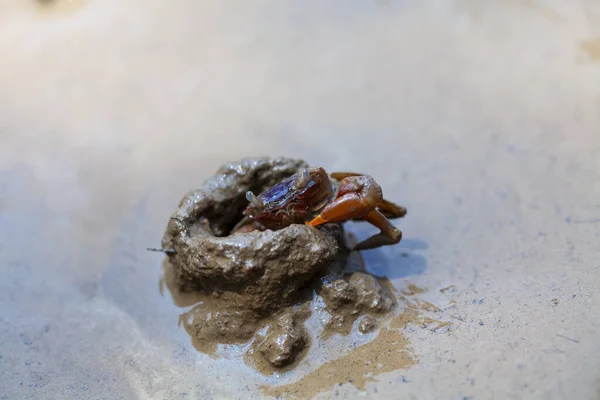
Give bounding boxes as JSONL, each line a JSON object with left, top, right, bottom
{"left": 246, "top": 191, "right": 263, "bottom": 207}
{"left": 296, "top": 168, "right": 309, "bottom": 188}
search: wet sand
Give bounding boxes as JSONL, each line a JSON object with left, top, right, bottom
{"left": 1, "top": 0, "right": 600, "bottom": 399}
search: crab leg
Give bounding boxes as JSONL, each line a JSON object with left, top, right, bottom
{"left": 307, "top": 174, "right": 404, "bottom": 250}
{"left": 376, "top": 199, "right": 407, "bottom": 219}
{"left": 329, "top": 171, "right": 362, "bottom": 180}
{"left": 354, "top": 210, "right": 402, "bottom": 250}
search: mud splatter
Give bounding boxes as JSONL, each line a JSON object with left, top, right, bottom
{"left": 260, "top": 285, "right": 454, "bottom": 398}
{"left": 440, "top": 285, "right": 457, "bottom": 294}
{"left": 421, "top": 317, "right": 453, "bottom": 332}
{"left": 417, "top": 300, "right": 442, "bottom": 313}
{"left": 401, "top": 283, "right": 425, "bottom": 296}
{"left": 260, "top": 309, "right": 420, "bottom": 399}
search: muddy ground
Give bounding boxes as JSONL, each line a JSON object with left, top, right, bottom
{"left": 1, "top": 1, "right": 599, "bottom": 399}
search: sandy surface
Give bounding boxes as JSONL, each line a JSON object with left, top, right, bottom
{"left": 1, "top": 0, "right": 599, "bottom": 399}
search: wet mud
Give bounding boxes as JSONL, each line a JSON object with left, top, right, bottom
{"left": 260, "top": 309, "right": 420, "bottom": 399}
{"left": 319, "top": 271, "right": 396, "bottom": 338}
{"left": 159, "top": 157, "right": 406, "bottom": 372}
{"left": 260, "top": 283, "right": 456, "bottom": 399}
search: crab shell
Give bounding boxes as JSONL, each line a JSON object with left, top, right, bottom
{"left": 243, "top": 167, "right": 335, "bottom": 229}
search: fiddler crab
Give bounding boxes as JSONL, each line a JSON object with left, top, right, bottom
{"left": 234, "top": 168, "right": 406, "bottom": 251}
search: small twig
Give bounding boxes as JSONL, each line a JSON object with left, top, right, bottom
{"left": 556, "top": 334, "right": 579, "bottom": 343}
{"left": 146, "top": 247, "right": 177, "bottom": 254}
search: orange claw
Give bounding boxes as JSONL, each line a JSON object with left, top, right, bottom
{"left": 306, "top": 174, "right": 404, "bottom": 250}
{"left": 307, "top": 214, "right": 328, "bottom": 226}
{"left": 306, "top": 175, "right": 382, "bottom": 226}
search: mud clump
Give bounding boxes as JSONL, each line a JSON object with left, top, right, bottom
{"left": 179, "top": 302, "right": 261, "bottom": 354}
{"left": 259, "top": 317, "right": 307, "bottom": 368}
{"left": 320, "top": 272, "right": 396, "bottom": 336}
{"left": 162, "top": 157, "right": 346, "bottom": 313}
{"left": 246, "top": 308, "right": 311, "bottom": 369}
{"left": 358, "top": 315, "right": 377, "bottom": 334}
{"left": 160, "top": 157, "right": 399, "bottom": 372}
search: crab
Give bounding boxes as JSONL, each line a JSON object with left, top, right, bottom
{"left": 234, "top": 167, "right": 406, "bottom": 250}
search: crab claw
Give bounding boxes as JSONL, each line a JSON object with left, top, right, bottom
{"left": 306, "top": 174, "right": 403, "bottom": 250}
{"left": 307, "top": 175, "right": 381, "bottom": 225}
